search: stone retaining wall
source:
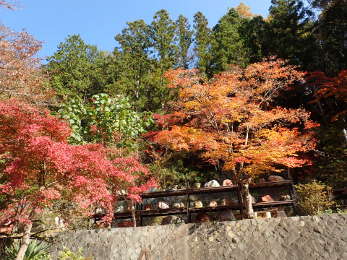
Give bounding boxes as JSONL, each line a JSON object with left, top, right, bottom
{"left": 50, "top": 214, "right": 347, "bottom": 260}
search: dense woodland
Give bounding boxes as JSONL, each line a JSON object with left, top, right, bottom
{"left": 0, "top": 0, "right": 346, "bottom": 259}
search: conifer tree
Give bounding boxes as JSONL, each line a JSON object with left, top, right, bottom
{"left": 193, "top": 12, "right": 211, "bottom": 74}
{"left": 175, "top": 15, "right": 193, "bottom": 69}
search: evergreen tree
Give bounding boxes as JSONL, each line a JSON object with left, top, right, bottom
{"left": 151, "top": 9, "right": 177, "bottom": 71}
{"left": 175, "top": 15, "right": 193, "bottom": 68}
{"left": 240, "top": 15, "right": 270, "bottom": 63}
{"left": 193, "top": 12, "right": 211, "bottom": 74}
{"left": 114, "top": 19, "right": 174, "bottom": 112}
{"left": 267, "top": 0, "right": 319, "bottom": 70}
{"left": 114, "top": 20, "right": 157, "bottom": 110}
{"left": 46, "top": 35, "right": 105, "bottom": 100}
{"left": 313, "top": 0, "right": 347, "bottom": 75}
{"left": 209, "top": 8, "right": 250, "bottom": 74}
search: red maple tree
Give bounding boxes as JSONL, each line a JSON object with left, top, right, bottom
{"left": 149, "top": 59, "right": 318, "bottom": 218}
{"left": 306, "top": 70, "right": 347, "bottom": 121}
{"left": 0, "top": 100, "right": 155, "bottom": 259}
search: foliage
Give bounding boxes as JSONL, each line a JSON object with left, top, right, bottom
{"left": 151, "top": 9, "right": 177, "bottom": 71}
{"left": 58, "top": 248, "right": 92, "bottom": 260}
{"left": 193, "top": 12, "right": 211, "bottom": 74}
{"left": 210, "top": 8, "right": 250, "bottom": 73}
{"left": 304, "top": 70, "right": 347, "bottom": 187}
{"left": 4, "top": 240, "right": 50, "bottom": 260}
{"left": 295, "top": 181, "right": 335, "bottom": 215}
{"left": 58, "top": 93, "right": 153, "bottom": 147}
{"left": 306, "top": 70, "right": 347, "bottom": 120}
{"left": 0, "top": 100, "right": 155, "bottom": 234}
{"left": 149, "top": 156, "right": 215, "bottom": 189}
{"left": 175, "top": 15, "right": 193, "bottom": 69}
{"left": 313, "top": 0, "right": 347, "bottom": 75}
{"left": 151, "top": 59, "right": 317, "bottom": 178}
{"left": 267, "top": 0, "right": 319, "bottom": 71}
{"left": 0, "top": 25, "right": 52, "bottom": 106}
{"left": 235, "top": 3, "right": 256, "bottom": 18}
{"left": 113, "top": 19, "right": 174, "bottom": 112}
{"left": 147, "top": 59, "right": 318, "bottom": 216}
{"left": 46, "top": 35, "right": 106, "bottom": 100}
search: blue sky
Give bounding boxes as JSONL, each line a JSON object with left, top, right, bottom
{"left": 0, "top": 0, "right": 272, "bottom": 58}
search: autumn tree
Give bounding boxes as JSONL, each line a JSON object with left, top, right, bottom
{"left": 0, "top": 101, "right": 155, "bottom": 260}
{"left": 304, "top": 70, "right": 347, "bottom": 187}
{"left": 236, "top": 2, "right": 256, "bottom": 18}
{"left": 149, "top": 59, "right": 318, "bottom": 218}
{"left": 0, "top": 26, "right": 52, "bottom": 106}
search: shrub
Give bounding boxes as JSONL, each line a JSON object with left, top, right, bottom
{"left": 295, "top": 181, "right": 335, "bottom": 215}
{"left": 4, "top": 240, "right": 50, "bottom": 260}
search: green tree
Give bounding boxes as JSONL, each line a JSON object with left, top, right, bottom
{"left": 240, "top": 15, "right": 270, "bottom": 63}
{"left": 151, "top": 9, "right": 177, "bottom": 70}
{"left": 313, "top": 0, "right": 347, "bottom": 75}
{"left": 114, "top": 19, "right": 173, "bottom": 112}
{"left": 46, "top": 35, "right": 106, "bottom": 100}
{"left": 267, "top": 0, "right": 319, "bottom": 70}
{"left": 209, "top": 8, "right": 250, "bottom": 74}
{"left": 175, "top": 15, "right": 193, "bottom": 69}
{"left": 59, "top": 93, "right": 153, "bottom": 148}
{"left": 113, "top": 20, "right": 159, "bottom": 111}
{"left": 193, "top": 11, "right": 211, "bottom": 74}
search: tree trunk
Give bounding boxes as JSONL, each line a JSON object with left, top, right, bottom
{"left": 342, "top": 128, "right": 347, "bottom": 144}
{"left": 15, "top": 222, "right": 32, "bottom": 260}
{"left": 241, "top": 179, "right": 255, "bottom": 219}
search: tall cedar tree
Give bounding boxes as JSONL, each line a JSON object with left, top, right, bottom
{"left": 46, "top": 35, "right": 106, "bottom": 100}
{"left": 151, "top": 10, "right": 177, "bottom": 71}
{"left": 313, "top": 0, "right": 347, "bottom": 75}
{"left": 175, "top": 15, "right": 193, "bottom": 69}
{"left": 114, "top": 20, "right": 161, "bottom": 111}
{"left": 210, "top": 8, "right": 250, "bottom": 74}
{"left": 193, "top": 12, "right": 211, "bottom": 75}
{"left": 149, "top": 59, "right": 318, "bottom": 218}
{"left": 267, "top": 0, "right": 319, "bottom": 70}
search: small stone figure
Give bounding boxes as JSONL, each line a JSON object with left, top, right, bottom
{"left": 194, "top": 200, "right": 203, "bottom": 208}
{"left": 222, "top": 179, "right": 233, "bottom": 186}
{"left": 280, "top": 195, "right": 291, "bottom": 201}
{"left": 144, "top": 204, "right": 152, "bottom": 210}
{"left": 209, "top": 200, "right": 218, "bottom": 208}
{"left": 204, "top": 180, "right": 220, "bottom": 188}
{"left": 268, "top": 175, "right": 285, "bottom": 182}
{"left": 173, "top": 202, "right": 181, "bottom": 209}
{"left": 261, "top": 195, "right": 274, "bottom": 202}
{"left": 158, "top": 201, "right": 170, "bottom": 209}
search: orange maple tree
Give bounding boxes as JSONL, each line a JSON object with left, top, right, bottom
{"left": 0, "top": 5, "right": 53, "bottom": 106}
{"left": 149, "top": 59, "right": 318, "bottom": 218}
